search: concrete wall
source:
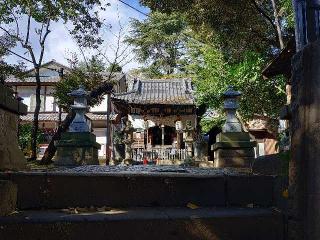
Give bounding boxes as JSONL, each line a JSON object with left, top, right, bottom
{"left": 93, "top": 128, "right": 106, "bottom": 157}
{"left": 0, "top": 172, "right": 277, "bottom": 209}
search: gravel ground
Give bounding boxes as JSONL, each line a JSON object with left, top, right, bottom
{"left": 52, "top": 165, "right": 250, "bottom": 176}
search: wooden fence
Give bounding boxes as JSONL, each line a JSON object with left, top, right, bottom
{"left": 132, "top": 147, "right": 188, "bottom": 162}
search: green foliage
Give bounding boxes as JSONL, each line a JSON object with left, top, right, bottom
{"left": 140, "top": 0, "right": 294, "bottom": 58}
{"left": 279, "top": 0, "right": 295, "bottom": 29}
{"left": 229, "top": 52, "right": 286, "bottom": 120}
{"left": 113, "top": 130, "right": 124, "bottom": 144}
{"left": 107, "top": 63, "right": 122, "bottom": 72}
{"left": 200, "top": 115, "right": 225, "bottom": 133}
{"left": 0, "top": 0, "right": 106, "bottom": 48}
{"left": 190, "top": 42, "right": 286, "bottom": 127}
{"left": 126, "top": 11, "right": 188, "bottom": 77}
{"left": 18, "top": 124, "right": 44, "bottom": 155}
{"left": 54, "top": 56, "right": 107, "bottom": 110}
{"left": 0, "top": 35, "right": 26, "bottom": 83}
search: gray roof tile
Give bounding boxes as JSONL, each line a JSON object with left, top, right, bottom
{"left": 112, "top": 78, "right": 195, "bottom": 105}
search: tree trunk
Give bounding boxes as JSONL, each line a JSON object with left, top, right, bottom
{"left": 30, "top": 68, "right": 41, "bottom": 160}
{"left": 105, "top": 92, "right": 111, "bottom": 165}
{"left": 40, "top": 111, "right": 75, "bottom": 164}
{"left": 270, "top": 0, "right": 284, "bottom": 49}
{"left": 40, "top": 82, "right": 114, "bottom": 164}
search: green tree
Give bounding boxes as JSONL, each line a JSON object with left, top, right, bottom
{"left": 190, "top": 42, "right": 286, "bottom": 129}
{"left": 0, "top": 36, "right": 25, "bottom": 83}
{"left": 54, "top": 56, "right": 107, "bottom": 111}
{"left": 140, "top": 0, "right": 294, "bottom": 58}
{"left": 126, "top": 11, "right": 188, "bottom": 77}
{"left": 18, "top": 124, "right": 44, "bottom": 157}
{"left": 106, "top": 63, "right": 122, "bottom": 72}
{"left": 0, "top": 0, "right": 107, "bottom": 160}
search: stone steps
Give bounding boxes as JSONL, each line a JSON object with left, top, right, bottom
{"left": 0, "top": 207, "right": 284, "bottom": 240}
{"left": 0, "top": 171, "right": 276, "bottom": 209}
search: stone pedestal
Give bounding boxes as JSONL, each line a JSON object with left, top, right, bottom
{"left": 194, "top": 139, "right": 208, "bottom": 161}
{"left": 54, "top": 132, "right": 100, "bottom": 166}
{"left": 213, "top": 132, "right": 256, "bottom": 168}
{"left": 289, "top": 39, "right": 320, "bottom": 240}
{"left": 0, "top": 84, "right": 27, "bottom": 171}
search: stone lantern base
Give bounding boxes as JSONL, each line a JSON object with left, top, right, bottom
{"left": 213, "top": 132, "right": 256, "bottom": 168}
{"left": 54, "top": 132, "right": 100, "bottom": 166}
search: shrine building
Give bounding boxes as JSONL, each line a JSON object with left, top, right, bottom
{"left": 112, "top": 78, "right": 197, "bottom": 161}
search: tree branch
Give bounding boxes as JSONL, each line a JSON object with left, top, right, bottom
{"left": 250, "top": 0, "right": 277, "bottom": 34}
{"left": 24, "top": 14, "right": 31, "bottom": 46}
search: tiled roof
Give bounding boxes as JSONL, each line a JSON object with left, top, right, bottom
{"left": 20, "top": 113, "right": 68, "bottom": 122}
{"left": 6, "top": 76, "right": 61, "bottom": 84}
{"left": 86, "top": 112, "right": 118, "bottom": 121}
{"left": 21, "top": 112, "right": 118, "bottom": 122}
{"left": 6, "top": 72, "right": 125, "bottom": 84}
{"left": 112, "top": 78, "right": 195, "bottom": 105}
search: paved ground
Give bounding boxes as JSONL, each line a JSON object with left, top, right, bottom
{"left": 0, "top": 207, "right": 278, "bottom": 223}
{"left": 0, "top": 207, "right": 284, "bottom": 240}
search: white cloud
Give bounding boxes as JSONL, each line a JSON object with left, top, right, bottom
{"left": 4, "top": 0, "right": 149, "bottom": 71}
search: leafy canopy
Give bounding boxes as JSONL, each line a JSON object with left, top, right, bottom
{"left": 0, "top": 0, "right": 107, "bottom": 48}
{"left": 54, "top": 56, "right": 107, "bottom": 110}
{"left": 190, "top": 42, "right": 286, "bottom": 122}
{"left": 140, "top": 0, "right": 294, "bottom": 59}
{"left": 125, "top": 11, "right": 188, "bottom": 77}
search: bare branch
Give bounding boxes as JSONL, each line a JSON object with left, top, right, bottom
{"left": 24, "top": 14, "right": 31, "bottom": 46}
{"left": 38, "top": 20, "right": 51, "bottom": 65}
{"left": 40, "top": 20, "right": 51, "bottom": 46}
{"left": 1, "top": 46, "right": 33, "bottom": 63}
{"left": 0, "top": 26, "right": 23, "bottom": 43}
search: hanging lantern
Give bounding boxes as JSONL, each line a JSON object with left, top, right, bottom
{"left": 143, "top": 119, "right": 149, "bottom": 130}
{"left": 175, "top": 120, "right": 183, "bottom": 132}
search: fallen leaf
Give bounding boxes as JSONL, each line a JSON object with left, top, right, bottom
{"left": 187, "top": 203, "right": 199, "bottom": 209}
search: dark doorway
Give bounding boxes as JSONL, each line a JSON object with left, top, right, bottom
{"left": 149, "top": 126, "right": 176, "bottom": 146}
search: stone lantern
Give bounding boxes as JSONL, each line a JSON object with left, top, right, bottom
{"left": 68, "top": 85, "right": 90, "bottom": 132}
{"left": 222, "top": 86, "right": 242, "bottom": 132}
{"left": 213, "top": 86, "right": 256, "bottom": 168}
{"left": 122, "top": 118, "right": 134, "bottom": 165}
{"left": 183, "top": 120, "right": 194, "bottom": 158}
{"left": 54, "top": 86, "right": 100, "bottom": 166}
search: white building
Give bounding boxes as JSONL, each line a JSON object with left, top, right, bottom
{"left": 5, "top": 60, "right": 127, "bottom": 158}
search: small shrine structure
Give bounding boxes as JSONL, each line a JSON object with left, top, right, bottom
{"left": 112, "top": 78, "right": 197, "bottom": 162}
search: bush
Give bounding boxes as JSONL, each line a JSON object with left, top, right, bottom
{"left": 18, "top": 124, "right": 45, "bottom": 156}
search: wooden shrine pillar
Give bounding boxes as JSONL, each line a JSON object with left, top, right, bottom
{"left": 161, "top": 124, "right": 165, "bottom": 147}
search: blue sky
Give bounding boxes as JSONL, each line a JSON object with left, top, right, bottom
{"left": 4, "top": 0, "right": 150, "bottom": 71}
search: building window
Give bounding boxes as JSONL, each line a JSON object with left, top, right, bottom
{"left": 29, "top": 94, "right": 45, "bottom": 112}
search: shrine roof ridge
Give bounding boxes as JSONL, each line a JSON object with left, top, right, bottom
{"left": 112, "top": 78, "right": 195, "bottom": 105}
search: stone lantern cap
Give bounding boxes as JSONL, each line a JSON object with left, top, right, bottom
{"left": 223, "top": 86, "right": 242, "bottom": 98}
{"left": 68, "top": 85, "right": 89, "bottom": 109}
{"left": 223, "top": 86, "right": 242, "bottom": 110}
{"left": 68, "top": 85, "right": 89, "bottom": 97}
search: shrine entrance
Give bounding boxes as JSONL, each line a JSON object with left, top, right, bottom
{"left": 148, "top": 125, "right": 175, "bottom": 146}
